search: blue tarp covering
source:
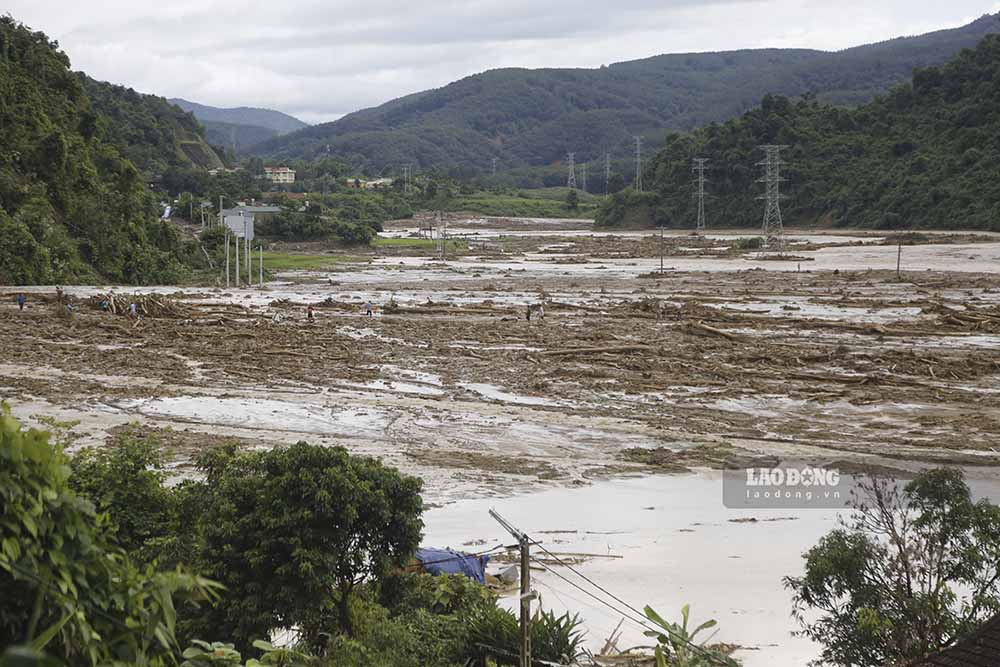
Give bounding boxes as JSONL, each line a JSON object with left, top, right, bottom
{"left": 415, "top": 548, "right": 489, "bottom": 584}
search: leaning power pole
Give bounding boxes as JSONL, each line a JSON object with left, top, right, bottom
{"left": 693, "top": 158, "right": 709, "bottom": 234}
{"left": 490, "top": 510, "right": 535, "bottom": 667}
{"left": 566, "top": 152, "right": 577, "bottom": 189}
{"left": 634, "top": 136, "right": 643, "bottom": 192}
{"left": 757, "top": 145, "right": 788, "bottom": 250}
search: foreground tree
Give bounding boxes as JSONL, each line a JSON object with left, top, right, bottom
{"left": 0, "top": 404, "right": 218, "bottom": 664}
{"left": 184, "top": 443, "right": 424, "bottom": 649}
{"left": 785, "top": 468, "right": 1000, "bottom": 667}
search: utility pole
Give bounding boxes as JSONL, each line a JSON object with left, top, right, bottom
{"left": 490, "top": 510, "right": 535, "bottom": 667}
{"left": 757, "top": 145, "right": 788, "bottom": 250}
{"left": 605, "top": 153, "right": 611, "bottom": 196}
{"left": 581, "top": 163, "right": 588, "bottom": 194}
{"left": 634, "top": 136, "right": 643, "bottom": 192}
{"left": 234, "top": 231, "right": 240, "bottom": 286}
{"left": 693, "top": 158, "right": 709, "bottom": 235}
{"left": 259, "top": 245, "right": 264, "bottom": 287}
{"left": 659, "top": 223, "right": 665, "bottom": 274}
{"left": 566, "top": 152, "right": 577, "bottom": 189}
{"left": 225, "top": 228, "right": 230, "bottom": 288}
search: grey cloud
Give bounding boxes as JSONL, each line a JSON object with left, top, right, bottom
{"left": 7, "top": 0, "right": 1000, "bottom": 123}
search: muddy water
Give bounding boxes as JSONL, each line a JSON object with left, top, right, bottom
{"left": 423, "top": 473, "right": 841, "bottom": 667}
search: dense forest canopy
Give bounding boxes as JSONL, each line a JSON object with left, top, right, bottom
{"left": 0, "top": 17, "right": 200, "bottom": 284}
{"left": 251, "top": 13, "right": 1000, "bottom": 173}
{"left": 597, "top": 34, "right": 1000, "bottom": 231}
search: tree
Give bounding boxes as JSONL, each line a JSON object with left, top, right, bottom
{"left": 0, "top": 403, "right": 219, "bottom": 664}
{"left": 784, "top": 468, "right": 1000, "bottom": 667}
{"left": 69, "top": 425, "right": 175, "bottom": 560}
{"left": 607, "top": 173, "right": 626, "bottom": 194}
{"left": 565, "top": 189, "right": 579, "bottom": 210}
{"left": 184, "top": 443, "right": 424, "bottom": 649}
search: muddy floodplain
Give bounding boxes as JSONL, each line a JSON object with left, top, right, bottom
{"left": 4, "top": 225, "right": 1000, "bottom": 502}
{"left": 6, "top": 223, "right": 1000, "bottom": 665}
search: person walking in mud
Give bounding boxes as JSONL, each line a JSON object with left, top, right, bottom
{"left": 307, "top": 305, "right": 316, "bottom": 322}
{"left": 16, "top": 293, "right": 26, "bottom": 311}
{"left": 365, "top": 301, "right": 374, "bottom": 317}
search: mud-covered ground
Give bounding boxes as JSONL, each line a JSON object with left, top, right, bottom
{"left": 5, "top": 222, "right": 1000, "bottom": 666}
{"left": 4, "top": 223, "right": 1000, "bottom": 501}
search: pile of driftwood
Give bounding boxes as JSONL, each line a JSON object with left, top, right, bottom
{"left": 87, "top": 293, "right": 190, "bottom": 319}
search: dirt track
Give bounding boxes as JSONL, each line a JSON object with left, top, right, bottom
{"left": 4, "top": 225, "right": 1000, "bottom": 502}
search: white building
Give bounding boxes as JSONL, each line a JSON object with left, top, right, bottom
{"left": 264, "top": 166, "right": 296, "bottom": 184}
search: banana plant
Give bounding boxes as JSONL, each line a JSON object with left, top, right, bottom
{"left": 643, "top": 605, "right": 738, "bottom": 667}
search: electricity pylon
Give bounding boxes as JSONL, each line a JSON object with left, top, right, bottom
{"left": 757, "top": 145, "right": 788, "bottom": 250}
{"left": 693, "top": 158, "right": 709, "bottom": 234}
{"left": 566, "top": 152, "right": 577, "bottom": 189}
{"left": 634, "top": 137, "right": 643, "bottom": 192}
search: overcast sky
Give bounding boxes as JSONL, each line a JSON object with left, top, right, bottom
{"left": 8, "top": 1, "right": 1000, "bottom": 124}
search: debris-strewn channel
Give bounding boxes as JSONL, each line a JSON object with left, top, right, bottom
{"left": 4, "top": 226, "right": 1000, "bottom": 502}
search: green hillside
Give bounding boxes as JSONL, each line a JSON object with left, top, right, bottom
{"left": 598, "top": 35, "right": 1000, "bottom": 231}
{"left": 0, "top": 18, "right": 199, "bottom": 284}
{"left": 251, "top": 13, "right": 1000, "bottom": 173}
{"left": 82, "top": 76, "right": 224, "bottom": 175}
{"left": 201, "top": 119, "right": 279, "bottom": 154}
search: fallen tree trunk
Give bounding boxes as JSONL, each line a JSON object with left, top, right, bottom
{"left": 539, "top": 344, "right": 656, "bottom": 357}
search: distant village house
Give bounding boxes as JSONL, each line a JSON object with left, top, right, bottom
{"left": 346, "top": 177, "right": 393, "bottom": 189}
{"left": 264, "top": 166, "right": 296, "bottom": 184}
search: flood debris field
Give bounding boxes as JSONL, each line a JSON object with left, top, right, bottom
{"left": 4, "top": 225, "right": 1000, "bottom": 503}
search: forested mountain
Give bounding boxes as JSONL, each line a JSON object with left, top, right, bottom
{"left": 251, "top": 13, "right": 1000, "bottom": 173}
{"left": 0, "top": 18, "right": 199, "bottom": 284}
{"left": 170, "top": 98, "right": 308, "bottom": 152}
{"left": 598, "top": 35, "right": 1000, "bottom": 231}
{"left": 82, "top": 77, "right": 224, "bottom": 175}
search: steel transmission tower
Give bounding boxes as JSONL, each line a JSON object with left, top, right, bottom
{"left": 491, "top": 157, "right": 498, "bottom": 177}
{"left": 634, "top": 137, "right": 643, "bottom": 192}
{"left": 566, "top": 153, "right": 577, "bottom": 189}
{"left": 604, "top": 153, "right": 611, "bottom": 195}
{"left": 693, "top": 158, "right": 709, "bottom": 234}
{"left": 757, "top": 145, "right": 788, "bottom": 249}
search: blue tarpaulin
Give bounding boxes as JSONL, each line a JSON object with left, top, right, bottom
{"left": 415, "top": 548, "right": 489, "bottom": 584}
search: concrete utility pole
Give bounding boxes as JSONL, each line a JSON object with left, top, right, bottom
{"left": 693, "top": 158, "right": 709, "bottom": 234}
{"left": 581, "top": 163, "right": 588, "bottom": 194}
{"left": 234, "top": 231, "right": 240, "bottom": 286}
{"left": 566, "top": 152, "right": 577, "bottom": 189}
{"left": 259, "top": 246, "right": 264, "bottom": 287}
{"left": 490, "top": 510, "right": 536, "bottom": 667}
{"left": 225, "top": 229, "right": 230, "bottom": 288}
{"left": 605, "top": 153, "right": 611, "bottom": 196}
{"left": 758, "top": 145, "right": 788, "bottom": 250}
{"left": 634, "top": 136, "right": 643, "bottom": 193}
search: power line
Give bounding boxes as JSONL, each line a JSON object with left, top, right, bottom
{"left": 488, "top": 510, "right": 736, "bottom": 667}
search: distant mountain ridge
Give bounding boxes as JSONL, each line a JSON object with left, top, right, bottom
{"left": 169, "top": 98, "right": 308, "bottom": 153}
{"left": 249, "top": 13, "right": 1000, "bottom": 173}
{"left": 598, "top": 33, "right": 1000, "bottom": 231}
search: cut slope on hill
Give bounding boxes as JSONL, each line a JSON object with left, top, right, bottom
{"left": 82, "top": 77, "right": 224, "bottom": 174}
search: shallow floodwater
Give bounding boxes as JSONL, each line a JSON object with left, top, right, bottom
{"left": 423, "top": 473, "right": 840, "bottom": 667}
